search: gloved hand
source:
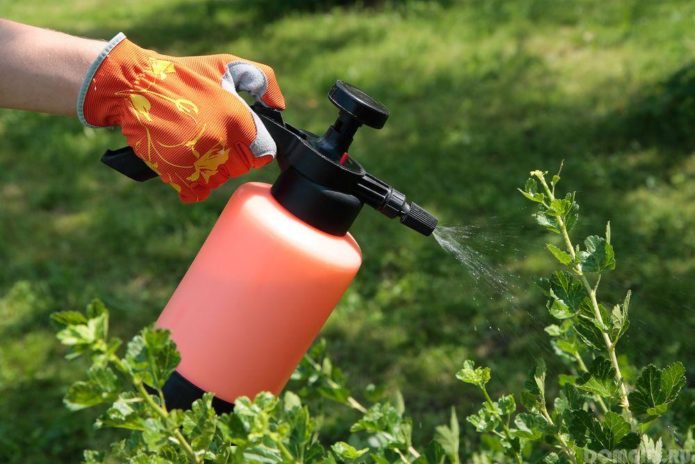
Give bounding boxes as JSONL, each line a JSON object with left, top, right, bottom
{"left": 78, "top": 33, "right": 285, "bottom": 202}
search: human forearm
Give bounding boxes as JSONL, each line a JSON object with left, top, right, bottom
{"left": 0, "top": 19, "right": 105, "bottom": 115}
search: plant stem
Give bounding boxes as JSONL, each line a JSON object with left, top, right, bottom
{"left": 480, "top": 388, "right": 523, "bottom": 464}
{"left": 111, "top": 357, "right": 200, "bottom": 463}
{"left": 304, "top": 355, "right": 422, "bottom": 459}
{"left": 538, "top": 405, "right": 577, "bottom": 464}
{"left": 533, "top": 172, "right": 631, "bottom": 414}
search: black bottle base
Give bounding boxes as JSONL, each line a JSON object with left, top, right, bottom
{"left": 160, "top": 370, "right": 235, "bottom": 414}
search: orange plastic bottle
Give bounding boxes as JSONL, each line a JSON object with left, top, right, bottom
{"left": 156, "top": 182, "right": 362, "bottom": 406}
{"left": 123, "top": 81, "right": 439, "bottom": 412}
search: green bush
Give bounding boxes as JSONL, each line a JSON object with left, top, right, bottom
{"left": 52, "top": 168, "right": 691, "bottom": 463}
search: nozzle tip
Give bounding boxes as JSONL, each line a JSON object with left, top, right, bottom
{"left": 401, "top": 202, "right": 438, "bottom": 236}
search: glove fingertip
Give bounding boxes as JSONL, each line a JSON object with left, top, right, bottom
{"left": 252, "top": 153, "right": 275, "bottom": 169}
{"left": 261, "top": 92, "right": 286, "bottom": 111}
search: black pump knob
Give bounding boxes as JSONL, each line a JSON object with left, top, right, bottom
{"left": 328, "top": 81, "right": 389, "bottom": 129}
{"left": 315, "top": 81, "right": 390, "bottom": 160}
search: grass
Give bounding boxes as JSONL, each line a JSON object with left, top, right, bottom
{"left": 0, "top": 0, "right": 693, "bottom": 461}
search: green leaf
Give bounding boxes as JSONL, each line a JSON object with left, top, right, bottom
{"left": 578, "top": 235, "right": 615, "bottom": 273}
{"left": 434, "top": 408, "right": 460, "bottom": 464}
{"left": 98, "top": 392, "right": 149, "bottom": 431}
{"left": 497, "top": 394, "right": 516, "bottom": 416}
{"left": 141, "top": 418, "right": 169, "bottom": 453}
{"left": 569, "top": 410, "right": 639, "bottom": 451}
{"left": 544, "top": 324, "right": 563, "bottom": 337}
{"left": 82, "top": 450, "right": 105, "bottom": 464}
{"left": 511, "top": 412, "right": 548, "bottom": 440}
{"left": 420, "top": 441, "right": 447, "bottom": 464}
{"left": 86, "top": 299, "right": 108, "bottom": 319}
{"left": 64, "top": 365, "right": 121, "bottom": 411}
{"left": 540, "top": 272, "right": 584, "bottom": 320}
{"left": 55, "top": 306, "right": 109, "bottom": 353}
{"left": 519, "top": 178, "right": 546, "bottom": 203}
{"left": 182, "top": 393, "right": 217, "bottom": 451}
{"left": 533, "top": 209, "right": 561, "bottom": 235}
{"left": 546, "top": 244, "right": 573, "bottom": 265}
{"left": 331, "top": 442, "right": 368, "bottom": 461}
{"left": 553, "top": 384, "right": 584, "bottom": 419}
{"left": 51, "top": 310, "right": 88, "bottom": 326}
{"left": 466, "top": 406, "right": 500, "bottom": 433}
{"left": 561, "top": 192, "right": 580, "bottom": 231}
{"left": 576, "top": 357, "right": 618, "bottom": 399}
{"left": 521, "top": 360, "right": 547, "bottom": 408}
{"left": 456, "top": 360, "right": 491, "bottom": 388}
{"left": 628, "top": 362, "right": 686, "bottom": 420}
{"left": 551, "top": 338, "right": 580, "bottom": 358}
{"left": 519, "top": 181, "right": 546, "bottom": 204}
{"left": 350, "top": 401, "right": 412, "bottom": 450}
{"left": 609, "top": 290, "right": 631, "bottom": 342}
{"left": 283, "top": 392, "right": 315, "bottom": 459}
{"left": 125, "top": 327, "right": 180, "bottom": 390}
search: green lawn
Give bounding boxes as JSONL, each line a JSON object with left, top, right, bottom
{"left": 1, "top": 0, "right": 693, "bottom": 461}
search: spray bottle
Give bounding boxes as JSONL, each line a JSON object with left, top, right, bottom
{"left": 101, "top": 81, "right": 438, "bottom": 412}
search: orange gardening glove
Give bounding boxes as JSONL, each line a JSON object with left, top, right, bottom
{"left": 78, "top": 33, "right": 285, "bottom": 202}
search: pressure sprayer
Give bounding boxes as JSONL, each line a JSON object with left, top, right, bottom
{"left": 101, "top": 81, "right": 438, "bottom": 412}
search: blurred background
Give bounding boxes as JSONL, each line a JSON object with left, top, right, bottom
{"left": 0, "top": 0, "right": 693, "bottom": 461}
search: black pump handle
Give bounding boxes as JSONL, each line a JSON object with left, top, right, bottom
{"left": 101, "top": 146, "right": 157, "bottom": 182}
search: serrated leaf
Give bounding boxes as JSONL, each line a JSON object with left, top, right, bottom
{"left": 98, "top": 392, "right": 149, "bottom": 430}
{"left": 456, "top": 360, "right": 491, "bottom": 388}
{"left": 125, "top": 327, "right": 180, "bottom": 390}
{"left": 64, "top": 365, "right": 120, "bottom": 410}
{"left": 141, "top": 417, "right": 169, "bottom": 453}
{"left": 497, "top": 395, "right": 516, "bottom": 416}
{"left": 574, "top": 313, "right": 605, "bottom": 352}
{"left": 56, "top": 308, "right": 109, "bottom": 351}
{"left": 533, "top": 209, "right": 561, "bottom": 234}
{"left": 519, "top": 178, "right": 546, "bottom": 203}
{"left": 546, "top": 244, "right": 573, "bottom": 265}
{"left": 569, "top": 410, "right": 639, "bottom": 451}
{"left": 511, "top": 412, "right": 549, "bottom": 440}
{"left": 610, "top": 308, "right": 628, "bottom": 344}
{"left": 466, "top": 406, "right": 500, "bottom": 433}
{"left": 350, "top": 401, "right": 412, "bottom": 450}
{"left": 182, "top": 393, "right": 217, "bottom": 451}
{"left": 540, "top": 272, "right": 584, "bottom": 320}
{"left": 434, "top": 407, "right": 460, "bottom": 464}
{"left": 578, "top": 235, "right": 615, "bottom": 273}
{"left": 331, "top": 442, "right": 368, "bottom": 461}
{"left": 576, "top": 358, "right": 618, "bottom": 399}
{"left": 522, "top": 360, "right": 547, "bottom": 408}
{"left": 628, "top": 362, "right": 686, "bottom": 420}
{"left": 420, "top": 441, "right": 448, "bottom": 464}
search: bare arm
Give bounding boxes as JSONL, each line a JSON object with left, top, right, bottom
{"left": 0, "top": 19, "right": 105, "bottom": 116}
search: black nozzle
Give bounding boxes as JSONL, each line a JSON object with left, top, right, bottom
{"left": 356, "top": 173, "right": 438, "bottom": 236}
{"left": 400, "top": 202, "right": 438, "bottom": 236}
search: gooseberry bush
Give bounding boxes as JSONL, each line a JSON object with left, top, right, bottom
{"left": 54, "top": 168, "right": 691, "bottom": 463}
